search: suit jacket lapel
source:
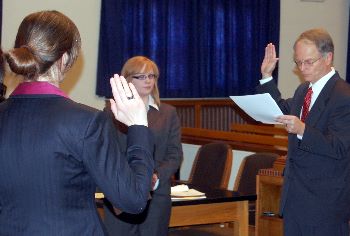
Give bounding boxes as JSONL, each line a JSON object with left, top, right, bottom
{"left": 292, "top": 83, "right": 309, "bottom": 117}
{"left": 305, "top": 73, "right": 338, "bottom": 126}
{"left": 147, "top": 106, "right": 159, "bottom": 127}
{"left": 288, "top": 83, "right": 309, "bottom": 148}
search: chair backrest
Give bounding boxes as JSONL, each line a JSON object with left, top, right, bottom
{"left": 188, "top": 142, "right": 233, "bottom": 189}
{"left": 233, "top": 152, "right": 279, "bottom": 195}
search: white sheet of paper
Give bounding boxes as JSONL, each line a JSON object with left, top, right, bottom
{"left": 230, "top": 93, "right": 284, "bottom": 124}
{"left": 95, "top": 192, "right": 104, "bottom": 199}
{"left": 171, "top": 196, "right": 206, "bottom": 201}
{"left": 171, "top": 188, "right": 205, "bottom": 197}
{"left": 171, "top": 188, "right": 206, "bottom": 201}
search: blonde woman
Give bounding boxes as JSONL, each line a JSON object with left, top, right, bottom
{"left": 104, "top": 56, "right": 183, "bottom": 236}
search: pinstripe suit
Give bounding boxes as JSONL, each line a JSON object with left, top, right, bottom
{"left": 0, "top": 82, "right": 154, "bottom": 235}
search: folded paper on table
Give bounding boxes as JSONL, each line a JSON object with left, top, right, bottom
{"left": 95, "top": 192, "right": 104, "bottom": 199}
{"left": 171, "top": 195, "right": 207, "bottom": 201}
{"left": 171, "top": 188, "right": 205, "bottom": 197}
{"left": 230, "top": 93, "right": 284, "bottom": 124}
{"left": 171, "top": 184, "right": 189, "bottom": 193}
{"left": 171, "top": 184, "right": 206, "bottom": 201}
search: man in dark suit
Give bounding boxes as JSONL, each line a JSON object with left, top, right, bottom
{"left": 257, "top": 28, "right": 350, "bottom": 236}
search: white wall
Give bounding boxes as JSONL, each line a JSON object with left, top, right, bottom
{"left": 279, "top": 0, "right": 349, "bottom": 98}
{"left": 2, "top": 0, "right": 350, "bottom": 186}
{"left": 2, "top": 0, "right": 105, "bottom": 110}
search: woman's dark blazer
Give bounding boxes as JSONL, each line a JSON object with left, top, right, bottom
{"left": 0, "top": 93, "right": 154, "bottom": 235}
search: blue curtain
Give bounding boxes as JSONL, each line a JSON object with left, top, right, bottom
{"left": 96, "top": 0, "right": 280, "bottom": 98}
{"left": 347, "top": 6, "right": 350, "bottom": 83}
{"left": 0, "top": 0, "right": 2, "bottom": 43}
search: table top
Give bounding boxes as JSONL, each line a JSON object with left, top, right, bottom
{"left": 172, "top": 186, "right": 256, "bottom": 206}
{"left": 95, "top": 187, "right": 256, "bottom": 207}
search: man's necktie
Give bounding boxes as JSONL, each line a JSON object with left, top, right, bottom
{"left": 301, "top": 87, "right": 313, "bottom": 122}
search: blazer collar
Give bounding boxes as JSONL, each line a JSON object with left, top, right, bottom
{"left": 11, "top": 81, "right": 69, "bottom": 98}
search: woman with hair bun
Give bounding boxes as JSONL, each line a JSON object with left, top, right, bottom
{"left": 0, "top": 10, "right": 154, "bottom": 235}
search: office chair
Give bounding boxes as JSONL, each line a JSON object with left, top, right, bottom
{"left": 233, "top": 152, "right": 279, "bottom": 225}
{"left": 176, "top": 142, "right": 233, "bottom": 190}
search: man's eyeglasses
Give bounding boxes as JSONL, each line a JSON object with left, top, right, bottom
{"left": 132, "top": 74, "right": 157, "bottom": 80}
{"left": 294, "top": 56, "right": 323, "bottom": 68}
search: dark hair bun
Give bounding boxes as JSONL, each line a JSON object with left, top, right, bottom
{"left": 5, "top": 47, "right": 39, "bottom": 79}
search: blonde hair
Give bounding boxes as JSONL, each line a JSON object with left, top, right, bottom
{"left": 121, "top": 56, "right": 160, "bottom": 106}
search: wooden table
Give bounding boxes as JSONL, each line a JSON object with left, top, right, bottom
{"left": 170, "top": 188, "right": 256, "bottom": 236}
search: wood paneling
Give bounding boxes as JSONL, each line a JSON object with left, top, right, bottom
{"left": 163, "top": 98, "right": 288, "bottom": 154}
{"left": 181, "top": 127, "right": 288, "bottom": 155}
{"left": 162, "top": 98, "right": 256, "bottom": 131}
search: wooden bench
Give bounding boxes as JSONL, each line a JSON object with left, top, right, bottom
{"left": 231, "top": 124, "right": 288, "bottom": 137}
{"left": 181, "top": 127, "right": 288, "bottom": 155}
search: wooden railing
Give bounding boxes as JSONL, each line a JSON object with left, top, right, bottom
{"left": 182, "top": 127, "right": 288, "bottom": 155}
{"left": 231, "top": 123, "right": 288, "bottom": 137}
{"left": 162, "top": 98, "right": 257, "bottom": 131}
{"left": 162, "top": 98, "right": 288, "bottom": 154}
